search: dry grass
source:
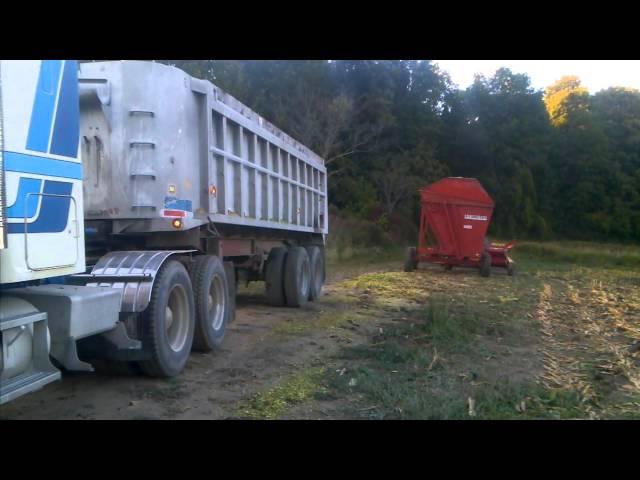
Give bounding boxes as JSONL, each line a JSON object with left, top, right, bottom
{"left": 320, "top": 241, "right": 640, "bottom": 419}
{"left": 237, "top": 241, "right": 640, "bottom": 419}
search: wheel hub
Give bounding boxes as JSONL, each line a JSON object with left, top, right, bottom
{"left": 208, "top": 275, "right": 226, "bottom": 332}
{"left": 165, "top": 284, "right": 189, "bottom": 352}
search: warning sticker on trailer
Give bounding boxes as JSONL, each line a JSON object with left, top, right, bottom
{"left": 161, "top": 209, "right": 193, "bottom": 219}
{"left": 161, "top": 196, "right": 194, "bottom": 219}
{"left": 464, "top": 214, "right": 488, "bottom": 221}
{"left": 463, "top": 225, "right": 472, "bottom": 229}
{"left": 164, "top": 196, "right": 193, "bottom": 212}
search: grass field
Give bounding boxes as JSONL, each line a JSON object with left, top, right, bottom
{"left": 245, "top": 240, "right": 640, "bottom": 419}
{"left": 514, "top": 241, "right": 640, "bottom": 270}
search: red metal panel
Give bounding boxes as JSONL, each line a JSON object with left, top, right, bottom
{"left": 421, "top": 177, "right": 494, "bottom": 207}
{"left": 416, "top": 177, "right": 512, "bottom": 270}
{"left": 420, "top": 203, "right": 456, "bottom": 255}
{"left": 450, "top": 202, "right": 493, "bottom": 258}
{"left": 419, "top": 179, "right": 494, "bottom": 260}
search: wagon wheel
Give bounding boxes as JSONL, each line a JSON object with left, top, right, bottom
{"left": 507, "top": 259, "right": 516, "bottom": 276}
{"left": 480, "top": 252, "right": 491, "bottom": 277}
{"left": 404, "top": 247, "right": 418, "bottom": 272}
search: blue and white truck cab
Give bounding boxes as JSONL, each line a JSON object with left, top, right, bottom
{"left": 0, "top": 61, "right": 123, "bottom": 404}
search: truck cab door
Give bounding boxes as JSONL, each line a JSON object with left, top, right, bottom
{"left": 24, "top": 182, "right": 79, "bottom": 271}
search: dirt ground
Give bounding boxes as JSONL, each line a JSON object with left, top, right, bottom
{"left": 1, "top": 252, "right": 639, "bottom": 420}
{"left": 0, "top": 260, "right": 398, "bottom": 420}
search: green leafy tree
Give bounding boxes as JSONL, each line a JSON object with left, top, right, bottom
{"left": 155, "top": 60, "right": 640, "bottom": 244}
{"left": 440, "top": 68, "right": 552, "bottom": 238}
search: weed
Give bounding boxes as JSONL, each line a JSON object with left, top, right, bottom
{"left": 237, "top": 367, "right": 326, "bottom": 419}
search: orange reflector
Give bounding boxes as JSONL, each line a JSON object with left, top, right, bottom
{"left": 210, "top": 184, "right": 217, "bottom": 196}
{"left": 172, "top": 219, "right": 182, "bottom": 229}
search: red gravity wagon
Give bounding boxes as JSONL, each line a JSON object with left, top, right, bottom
{"left": 404, "top": 177, "right": 515, "bottom": 277}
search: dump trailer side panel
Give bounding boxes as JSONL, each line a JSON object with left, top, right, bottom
{"left": 78, "top": 61, "right": 328, "bottom": 237}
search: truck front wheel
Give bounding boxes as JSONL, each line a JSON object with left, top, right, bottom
{"left": 190, "top": 255, "right": 230, "bottom": 352}
{"left": 138, "top": 260, "right": 195, "bottom": 377}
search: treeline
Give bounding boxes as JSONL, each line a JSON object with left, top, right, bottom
{"left": 164, "top": 60, "right": 640, "bottom": 243}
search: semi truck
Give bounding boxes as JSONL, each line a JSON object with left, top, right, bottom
{"left": 0, "top": 60, "right": 328, "bottom": 405}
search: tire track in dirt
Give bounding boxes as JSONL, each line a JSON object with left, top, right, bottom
{"left": 536, "top": 276, "right": 640, "bottom": 418}
{"left": 537, "top": 281, "right": 599, "bottom": 416}
{"left": 582, "top": 279, "right": 640, "bottom": 400}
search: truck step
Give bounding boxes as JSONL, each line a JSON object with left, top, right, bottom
{"left": 0, "top": 369, "right": 61, "bottom": 405}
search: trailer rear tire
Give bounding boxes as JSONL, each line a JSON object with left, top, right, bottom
{"left": 305, "top": 246, "right": 324, "bottom": 301}
{"left": 480, "top": 253, "right": 491, "bottom": 277}
{"left": 139, "top": 260, "right": 195, "bottom": 377}
{"left": 265, "top": 247, "right": 288, "bottom": 307}
{"left": 404, "top": 247, "right": 417, "bottom": 272}
{"left": 284, "top": 246, "right": 311, "bottom": 307}
{"left": 224, "top": 261, "right": 237, "bottom": 322}
{"left": 190, "top": 256, "right": 229, "bottom": 352}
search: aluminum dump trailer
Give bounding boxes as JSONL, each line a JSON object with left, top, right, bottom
{"left": 79, "top": 61, "right": 327, "bottom": 237}
{"left": 1, "top": 60, "right": 328, "bottom": 405}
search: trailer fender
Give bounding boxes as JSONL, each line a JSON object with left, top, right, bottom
{"left": 78, "top": 250, "right": 196, "bottom": 313}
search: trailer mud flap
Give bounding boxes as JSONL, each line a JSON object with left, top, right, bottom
{"left": 74, "top": 250, "right": 195, "bottom": 313}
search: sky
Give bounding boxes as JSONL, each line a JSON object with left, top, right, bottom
{"left": 434, "top": 60, "right": 640, "bottom": 93}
